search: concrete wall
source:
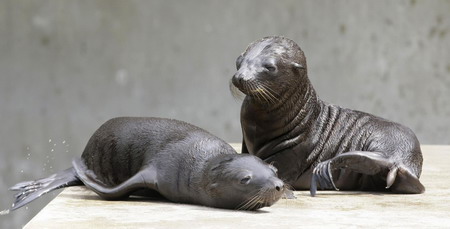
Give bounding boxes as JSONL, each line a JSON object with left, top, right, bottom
{"left": 1, "top": 0, "right": 449, "bottom": 227}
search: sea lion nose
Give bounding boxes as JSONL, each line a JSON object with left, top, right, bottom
{"left": 273, "top": 178, "right": 284, "bottom": 192}
{"left": 233, "top": 71, "right": 252, "bottom": 87}
{"left": 232, "top": 73, "right": 243, "bottom": 86}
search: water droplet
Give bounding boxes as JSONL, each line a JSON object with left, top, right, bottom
{"left": 53, "top": 143, "right": 56, "bottom": 147}
{"left": 26, "top": 146, "right": 30, "bottom": 151}
{"left": 62, "top": 140, "right": 66, "bottom": 144}
{"left": 25, "top": 206, "right": 28, "bottom": 210}
{"left": 20, "top": 170, "right": 24, "bottom": 173}
{"left": 50, "top": 166, "right": 53, "bottom": 169}
{"left": 28, "top": 153, "right": 31, "bottom": 156}
{"left": 48, "top": 139, "right": 52, "bottom": 143}
{"left": 66, "top": 150, "right": 69, "bottom": 153}
{"left": 0, "top": 209, "right": 10, "bottom": 215}
{"left": 51, "top": 149, "right": 54, "bottom": 152}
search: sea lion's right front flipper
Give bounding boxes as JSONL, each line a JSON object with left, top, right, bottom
{"left": 72, "top": 159, "right": 158, "bottom": 200}
{"left": 311, "top": 151, "right": 390, "bottom": 196}
{"left": 310, "top": 151, "right": 425, "bottom": 196}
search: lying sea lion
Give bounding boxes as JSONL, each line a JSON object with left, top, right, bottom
{"left": 10, "top": 117, "right": 285, "bottom": 210}
{"left": 230, "top": 36, "right": 425, "bottom": 196}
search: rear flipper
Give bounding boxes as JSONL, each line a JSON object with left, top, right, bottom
{"left": 310, "top": 151, "right": 425, "bottom": 196}
{"left": 9, "top": 167, "right": 81, "bottom": 210}
{"left": 72, "top": 159, "right": 158, "bottom": 200}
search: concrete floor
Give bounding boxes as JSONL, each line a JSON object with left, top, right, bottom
{"left": 24, "top": 145, "right": 450, "bottom": 228}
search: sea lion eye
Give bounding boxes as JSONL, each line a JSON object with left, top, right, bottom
{"left": 262, "top": 63, "right": 277, "bottom": 72}
{"left": 240, "top": 175, "right": 252, "bottom": 185}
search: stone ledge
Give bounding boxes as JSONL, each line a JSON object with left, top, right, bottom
{"left": 24, "top": 145, "right": 450, "bottom": 228}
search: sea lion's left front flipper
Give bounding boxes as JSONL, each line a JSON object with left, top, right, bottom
{"left": 73, "top": 159, "right": 158, "bottom": 200}
{"left": 310, "top": 151, "right": 425, "bottom": 196}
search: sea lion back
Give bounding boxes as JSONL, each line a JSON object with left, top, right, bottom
{"left": 80, "top": 117, "right": 200, "bottom": 186}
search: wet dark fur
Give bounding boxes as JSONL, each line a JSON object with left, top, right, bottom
{"left": 231, "top": 36, "right": 424, "bottom": 195}
{"left": 10, "top": 117, "right": 285, "bottom": 211}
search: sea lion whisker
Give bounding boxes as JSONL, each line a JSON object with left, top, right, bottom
{"left": 282, "top": 182, "right": 294, "bottom": 192}
{"left": 248, "top": 80, "right": 280, "bottom": 105}
{"left": 259, "top": 187, "right": 274, "bottom": 207}
{"left": 263, "top": 85, "right": 280, "bottom": 103}
{"left": 249, "top": 82, "right": 269, "bottom": 104}
{"left": 248, "top": 200, "right": 261, "bottom": 210}
{"left": 252, "top": 83, "right": 274, "bottom": 105}
{"left": 260, "top": 87, "right": 276, "bottom": 104}
{"left": 258, "top": 81, "right": 280, "bottom": 97}
{"left": 251, "top": 84, "right": 266, "bottom": 103}
{"left": 258, "top": 83, "right": 279, "bottom": 104}
{"left": 254, "top": 83, "right": 274, "bottom": 104}
{"left": 229, "top": 79, "right": 244, "bottom": 100}
{"left": 237, "top": 198, "right": 255, "bottom": 210}
{"left": 237, "top": 188, "right": 268, "bottom": 210}
{"left": 237, "top": 191, "right": 261, "bottom": 210}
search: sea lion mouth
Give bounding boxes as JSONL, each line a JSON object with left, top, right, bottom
{"left": 229, "top": 78, "right": 280, "bottom": 105}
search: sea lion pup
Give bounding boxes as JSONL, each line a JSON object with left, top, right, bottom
{"left": 230, "top": 36, "right": 425, "bottom": 196}
{"left": 10, "top": 117, "right": 285, "bottom": 211}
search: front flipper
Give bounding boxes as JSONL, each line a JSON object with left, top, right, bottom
{"left": 310, "top": 160, "right": 339, "bottom": 197}
{"left": 310, "top": 151, "right": 425, "bottom": 196}
{"left": 388, "top": 166, "right": 425, "bottom": 194}
{"left": 72, "top": 159, "right": 158, "bottom": 200}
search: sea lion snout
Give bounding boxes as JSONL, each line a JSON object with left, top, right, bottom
{"left": 232, "top": 64, "right": 258, "bottom": 85}
{"left": 231, "top": 70, "right": 254, "bottom": 95}
{"left": 231, "top": 60, "right": 279, "bottom": 98}
{"left": 231, "top": 72, "right": 246, "bottom": 88}
{"left": 272, "top": 178, "right": 284, "bottom": 192}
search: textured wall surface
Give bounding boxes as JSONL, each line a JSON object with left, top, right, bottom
{"left": 1, "top": 0, "right": 449, "bottom": 227}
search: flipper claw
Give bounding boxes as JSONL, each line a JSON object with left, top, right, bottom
{"left": 386, "top": 166, "right": 398, "bottom": 189}
{"left": 310, "top": 160, "right": 339, "bottom": 196}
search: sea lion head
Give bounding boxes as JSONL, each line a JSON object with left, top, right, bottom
{"left": 231, "top": 36, "right": 307, "bottom": 105}
{"left": 204, "top": 154, "right": 286, "bottom": 210}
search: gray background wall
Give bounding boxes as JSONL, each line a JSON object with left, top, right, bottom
{"left": 1, "top": 0, "right": 449, "bottom": 227}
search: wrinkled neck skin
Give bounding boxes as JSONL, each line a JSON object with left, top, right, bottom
{"left": 160, "top": 142, "right": 236, "bottom": 208}
{"left": 241, "top": 74, "right": 323, "bottom": 172}
{"left": 195, "top": 154, "right": 239, "bottom": 209}
{"left": 189, "top": 159, "right": 219, "bottom": 207}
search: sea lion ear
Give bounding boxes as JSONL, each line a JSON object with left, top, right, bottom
{"left": 292, "top": 62, "right": 305, "bottom": 69}
{"left": 208, "top": 183, "right": 219, "bottom": 193}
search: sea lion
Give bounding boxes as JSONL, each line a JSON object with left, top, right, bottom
{"left": 10, "top": 117, "right": 285, "bottom": 211}
{"left": 230, "top": 36, "right": 425, "bottom": 196}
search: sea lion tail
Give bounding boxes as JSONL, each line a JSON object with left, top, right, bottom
{"left": 9, "top": 167, "right": 81, "bottom": 211}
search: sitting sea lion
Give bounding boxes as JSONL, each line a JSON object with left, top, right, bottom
{"left": 230, "top": 36, "right": 425, "bottom": 196}
{"left": 10, "top": 117, "right": 285, "bottom": 210}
